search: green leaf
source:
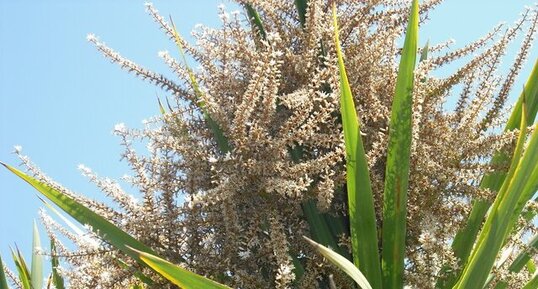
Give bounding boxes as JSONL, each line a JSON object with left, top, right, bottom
{"left": 117, "top": 259, "right": 155, "bottom": 286}
{"left": 39, "top": 196, "right": 84, "bottom": 236}
{"left": 506, "top": 59, "right": 538, "bottom": 129}
{"left": 295, "top": 0, "right": 308, "bottom": 27}
{"left": 454, "top": 101, "right": 538, "bottom": 288}
{"left": 0, "top": 256, "right": 9, "bottom": 289}
{"left": 508, "top": 234, "right": 538, "bottom": 274}
{"left": 419, "top": 40, "right": 429, "bottom": 63}
{"left": 12, "top": 248, "right": 31, "bottom": 289}
{"left": 168, "top": 18, "right": 231, "bottom": 154}
{"left": 443, "top": 60, "right": 538, "bottom": 288}
{"left": 50, "top": 241, "right": 65, "bottom": 289}
{"left": 301, "top": 200, "right": 343, "bottom": 256}
{"left": 332, "top": 3, "right": 381, "bottom": 288}
{"left": 522, "top": 275, "right": 538, "bottom": 289}
{"left": 157, "top": 97, "right": 166, "bottom": 115}
{"left": 526, "top": 259, "right": 536, "bottom": 274}
{"left": 130, "top": 247, "right": 232, "bottom": 289}
{"left": 1, "top": 163, "right": 158, "bottom": 266}
{"left": 31, "top": 222, "right": 43, "bottom": 289}
{"left": 244, "top": 4, "right": 266, "bottom": 40}
{"left": 492, "top": 237, "right": 538, "bottom": 289}
{"left": 304, "top": 237, "right": 372, "bottom": 289}
{"left": 380, "top": 0, "right": 419, "bottom": 288}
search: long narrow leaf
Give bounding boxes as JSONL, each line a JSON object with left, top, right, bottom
{"left": 528, "top": 260, "right": 537, "bottom": 274}
{"left": 493, "top": 236, "right": 538, "bottom": 289}
{"left": 442, "top": 59, "right": 538, "bottom": 288}
{"left": 130, "top": 248, "right": 232, "bottom": 289}
{"left": 301, "top": 200, "right": 343, "bottom": 255}
{"left": 419, "top": 40, "right": 429, "bottom": 63}
{"left": 39, "top": 196, "right": 84, "bottom": 236}
{"left": 332, "top": 4, "right": 382, "bottom": 288}
{"left": 12, "top": 248, "right": 31, "bottom": 289}
{"left": 0, "top": 256, "right": 9, "bottom": 289}
{"left": 117, "top": 259, "right": 155, "bottom": 286}
{"left": 482, "top": 102, "right": 531, "bottom": 289}
{"left": 304, "top": 237, "right": 372, "bottom": 289}
{"left": 380, "top": 0, "right": 419, "bottom": 288}
{"left": 454, "top": 102, "right": 538, "bottom": 288}
{"left": 244, "top": 4, "right": 266, "bottom": 40}
{"left": 157, "top": 97, "right": 166, "bottom": 115}
{"left": 295, "top": 0, "right": 308, "bottom": 27}
{"left": 50, "top": 241, "right": 65, "bottom": 289}
{"left": 1, "top": 163, "right": 157, "bottom": 266}
{"left": 31, "top": 222, "right": 43, "bottom": 289}
{"left": 168, "top": 18, "right": 231, "bottom": 154}
{"left": 522, "top": 274, "right": 538, "bottom": 289}
{"left": 508, "top": 234, "right": 538, "bottom": 274}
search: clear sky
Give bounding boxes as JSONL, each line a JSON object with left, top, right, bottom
{"left": 1, "top": 0, "right": 537, "bottom": 272}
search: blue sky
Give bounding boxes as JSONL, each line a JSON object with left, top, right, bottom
{"left": 1, "top": 0, "right": 537, "bottom": 272}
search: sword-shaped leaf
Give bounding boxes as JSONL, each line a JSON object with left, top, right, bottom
{"left": 117, "top": 259, "right": 155, "bottom": 286}
{"left": 131, "top": 248, "right": 232, "bottom": 289}
{"left": 0, "top": 256, "right": 9, "bottom": 289}
{"left": 169, "top": 18, "right": 231, "bottom": 154}
{"left": 441, "top": 59, "right": 538, "bottom": 288}
{"left": 454, "top": 101, "right": 538, "bottom": 288}
{"left": 332, "top": 3, "right": 382, "bottom": 288}
{"left": 244, "top": 4, "right": 266, "bottom": 40}
{"left": 31, "top": 222, "right": 43, "bottom": 289}
{"left": 11, "top": 248, "right": 31, "bottom": 289}
{"left": 1, "top": 163, "right": 157, "bottom": 266}
{"left": 522, "top": 274, "right": 538, "bottom": 289}
{"left": 295, "top": 0, "right": 308, "bottom": 28}
{"left": 304, "top": 237, "right": 372, "bottom": 289}
{"left": 381, "top": 0, "right": 419, "bottom": 288}
{"left": 50, "top": 241, "right": 65, "bottom": 289}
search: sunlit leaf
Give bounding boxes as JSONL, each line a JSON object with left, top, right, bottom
{"left": 332, "top": 3, "right": 381, "bottom": 288}
{"left": 0, "top": 256, "right": 9, "bottom": 289}
{"left": 1, "top": 163, "right": 158, "bottom": 266}
{"left": 31, "top": 222, "right": 43, "bottom": 289}
{"left": 304, "top": 237, "right": 372, "bottom": 289}
{"left": 131, "top": 247, "right": 232, "bottom": 289}
{"left": 380, "top": 0, "right": 419, "bottom": 288}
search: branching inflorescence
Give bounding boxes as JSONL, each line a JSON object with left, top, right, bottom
{"left": 11, "top": 1, "right": 538, "bottom": 288}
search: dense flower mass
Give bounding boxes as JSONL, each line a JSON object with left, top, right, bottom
{"left": 9, "top": 0, "right": 538, "bottom": 288}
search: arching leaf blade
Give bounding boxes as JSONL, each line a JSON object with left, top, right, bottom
{"left": 50, "top": 241, "right": 65, "bottom": 289}
{"left": 454, "top": 102, "right": 538, "bottom": 289}
{"left": 0, "top": 256, "right": 9, "bottom": 289}
{"left": 332, "top": 3, "right": 382, "bottom": 288}
{"left": 31, "top": 222, "right": 43, "bottom": 289}
{"left": 1, "top": 163, "right": 157, "bottom": 266}
{"left": 441, "top": 59, "right": 538, "bottom": 289}
{"left": 380, "top": 0, "right": 419, "bottom": 288}
{"left": 132, "top": 248, "right": 232, "bottom": 289}
{"left": 304, "top": 237, "right": 373, "bottom": 289}
{"left": 244, "top": 4, "right": 266, "bottom": 40}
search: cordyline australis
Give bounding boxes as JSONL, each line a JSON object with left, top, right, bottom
{"left": 2, "top": 0, "right": 538, "bottom": 288}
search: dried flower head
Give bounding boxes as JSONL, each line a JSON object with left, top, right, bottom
{"left": 16, "top": 1, "right": 538, "bottom": 288}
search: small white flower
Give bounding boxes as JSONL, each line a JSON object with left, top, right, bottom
{"left": 86, "top": 33, "right": 97, "bottom": 42}
{"left": 157, "top": 50, "right": 169, "bottom": 58}
{"left": 238, "top": 250, "right": 251, "bottom": 259}
{"left": 113, "top": 123, "right": 126, "bottom": 133}
{"left": 77, "top": 164, "right": 92, "bottom": 175}
{"left": 13, "top": 145, "right": 22, "bottom": 154}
